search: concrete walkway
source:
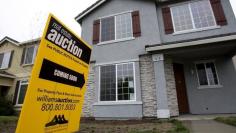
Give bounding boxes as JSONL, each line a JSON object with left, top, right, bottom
{"left": 182, "top": 120, "right": 236, "bottom": 133}
{"left": 176, "top": 114, "right": 236, "bottom": 121}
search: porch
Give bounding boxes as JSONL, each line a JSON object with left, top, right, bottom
{"left": 146, "top": 36, "right": 236, "bottom": 118}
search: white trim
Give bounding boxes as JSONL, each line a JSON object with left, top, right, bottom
{"left": 75, "top": 0, "right": 107, "bottom": 21}
{"left": 99, "top": 11, "right": 134, "bottom": 44}
{"left": 19, "top": 38, "right": 40, "bottom": 45}
{"left": 115, "top": 64, "right": 118, "bottom": 101}
{"left": 157, "top": 109, "right": 170, "bottom": 118}
{"left": 93, "top": 101, "right": 142, "bottom": 106}
{"left": 146, "top": 34, "right": 236, "bottom": 52}
{"left": 195, "top": 61, "right": 221, "bottom": 88}
{"left": 0, "top": 74, "right": 15, "bottom": 79}
{"left": 114, "top": 15, "right": 117, "bottom": 40}
{"left": 1, "top": 52, "right": 11, "bottom": 69}
{"left": 98, "top": 62, "right": 137, "bottom": 102}
{"left": 173, "top": 26, "right": 220, "bottom": 35}
{"left": 0, "top": 38, "right": 19, "bottom": 46}
{"left": 98, "top": 10, "right": 133, "bottom": 20}
{"left": 98, "top": 66, "right": 101, "bottom": 103}
{"left": 170, "top": 0, "right": 218, "bottom": 34}
{"left": 189, "top": 3, "right": 196, "bottom": 29}
{"left": 95, "top": 59, "right": 139, "bottom": 66}
{"left": 0, "top": 51, "right": 12, "bottom": 69}
{"left": 23, "top": 45, "right": 38, "bottom": 65}
{"left": 15, "top": 79, "right": 29, "bottom": 106}
{"left": 133, "top": 62, "right": 137, "bottom": 101}
{"left": 97, "top": 37, "right": 135, "bottom": 45}
{"left": 198, "top": 85, "right": 223, "bottom": 89}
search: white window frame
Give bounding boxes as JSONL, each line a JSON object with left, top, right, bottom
{"left": 98, "top": 11, "right": 134, "bottom": 45}
{"left": 170, "top": 0, "right": 219, "bottom": 35}
{"left": 98, "top": 62, "right": 136, "bottom": 103}
{"left": 23, "top": 45, "right": 38, "bottom": 65}
{"left": 195, "top": 60, "right": 222, "bottom": 89}
{"left": 0, "top": 51, "right": 11, "bottom": 70}
{"left": 15, "top": 79, "right": 29, "bottom": 106}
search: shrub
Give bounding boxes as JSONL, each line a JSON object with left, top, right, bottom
{"left": 0, "top": 97, "right": 15, "bottom": 116}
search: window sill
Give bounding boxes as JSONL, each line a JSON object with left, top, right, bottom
{"left": 22, "top": 63, "right": 34, "bottom": 67}
{"left": 93, "top": 101, "right": 142, "bottom": 106}
{"left": 0, "top": 68, "right": 9, "bottom": 70}
{"left": 198, "top": 85, "right": 223, "bottom": 89}
{"left": 173, "top": 26, "right": 221, "bottom": 35}
{"left": 14, "top": 105, "right": 22, "bottom": 108}
{"left": 97, "top": 37, "right": 135, "bottom": 46}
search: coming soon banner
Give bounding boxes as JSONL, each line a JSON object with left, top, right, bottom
{"left": 16, "top": 14, "right": 92, "bottom": 133}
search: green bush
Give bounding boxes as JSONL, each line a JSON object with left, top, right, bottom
{"left": 0, "top": 97, "right": 15, "bottom": 116}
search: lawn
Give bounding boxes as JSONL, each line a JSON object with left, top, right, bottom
{"left": 78, "top": 119, "right": 189, "bottom": 133}
{"left": 0, "top": 116, "right": 189, "bottom": 133}
{"left": 0, "top": 116, "right": 18, "bottom": 133}
{"left": 215, "top": 116, "right": 236, "bottom": 127}
{"left": 0, "top": 116, "right": 18, "bottom": 123}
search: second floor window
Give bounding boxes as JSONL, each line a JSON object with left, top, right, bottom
{"left": 0, "top": 51, "right": 12, "bottom": 69}
{"left": 93, "top": 11, "right": 141, "bottom": 44}
{"left": 23, "top": 45, "right": 38, "bottom": 65}
{"left": 101, "top": 13, "right": 133, "bottom": 42}
{"left": 171, "top": 0, "right": 216, "bottom": 32}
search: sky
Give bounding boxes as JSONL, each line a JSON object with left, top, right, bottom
{"left": 0, "top": 0, "right": 236, "bottom": 42}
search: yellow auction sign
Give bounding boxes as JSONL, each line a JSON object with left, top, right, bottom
{"left": 16, "top": 14, "right": 92, "bottom": 133}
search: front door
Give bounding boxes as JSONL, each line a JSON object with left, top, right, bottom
{"left": 173, "top": 63, "right": 189, "bottom": 114}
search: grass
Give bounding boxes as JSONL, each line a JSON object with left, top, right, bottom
{"left": 215, "top": 116, "right": 236, "bottom": 127}
{"left": 167, "top": 119, "right": 189, "bottom": 133}
{"left": 0, "top": 116, "right": 18, "bottom": 123}
{"left": 129, "top": 130, "right": 157, "bottom": 133}
{"left": 127, "top": 119, "right": 189, "bottom": 133}
{"left": 0, "top": 117, "right": 190, "bottom": 133}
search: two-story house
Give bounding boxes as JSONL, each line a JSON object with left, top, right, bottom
{"left": 0, "top": 36, "right": 39, "bottom": 110}
{"left": 75, "top": 0, "right": 236, "bottom": 119}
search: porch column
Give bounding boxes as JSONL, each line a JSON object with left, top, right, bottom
{"left": 152, "top": 54, "right": 170, "bottom": 118}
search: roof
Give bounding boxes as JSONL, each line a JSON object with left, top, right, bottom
{"left": 0, "top": 36, "right": 19, "bottom": 45}
{"left": 0, "top": 71, "right": 16, "bottom": 79}
{"left": 19, "top": 38, "right": 41, "bottom": 46}
{"left": 75, "top": 0, "right": 107, "bottom": 23}
{"left": 146, "top": 33, "right": 236, "bottom": 52}
{"left": 0, "top": 36, "right": 41, "bottom": 47}
{"left": 74, "top": 0, "right": 168, "bottom": 23}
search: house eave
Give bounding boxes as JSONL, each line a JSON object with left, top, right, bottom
{"left": 74, "top": 0, "right": 167, "bottom": 23}
{"left": 19, "top": 38, "right": 41, "bottom": 46}
{"left": 0, "top": 37, "right": 19, "bottom": 46}
{"left": 146, "top": 34, "right": 236, "bottom": 53}
{"left": 75, "top": 0, "right": 107, "bottom": 23}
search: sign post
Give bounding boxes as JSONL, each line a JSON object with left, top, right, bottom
{"left": 16, "top": 14, "right": 92, "bottom": 133}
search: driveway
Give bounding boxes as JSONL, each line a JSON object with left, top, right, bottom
{"left": 183, "top": 120, "right": 236, "bottom": 133}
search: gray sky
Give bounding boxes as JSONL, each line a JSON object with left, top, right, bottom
{"left": 0, "top": 0, "right": 236, "bottom": 42}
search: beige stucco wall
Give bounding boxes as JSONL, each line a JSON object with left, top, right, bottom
{"left": 0, "top": 41, "right": 38, "bottom": 100}
{"left": 0, "top": 77, "right": 14, "bottom": 86}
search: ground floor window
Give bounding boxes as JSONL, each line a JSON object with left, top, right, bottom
{"left": 195, "top": 61, "right": 219, "bottom": 87}
{"left": 16, "top": 80, "right": 29, "bottom": 105}
{"left": 100, "top": 62, "right": 135, "bottom": 101}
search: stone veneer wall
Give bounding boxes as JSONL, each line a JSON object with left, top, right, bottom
{"left": 164, "top": 58, "right": 179, "bottom": 117}
{"left": 139, "top": 55, "right": 157, "bottom": 117}
{"left": 81, "top": 56, "right": 179, "bottom": 117}
{"left": 82, "top": 63, "right": 96, "bottom": 117}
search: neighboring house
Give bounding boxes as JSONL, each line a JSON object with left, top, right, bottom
{"left": 75, "top": 0, "right": 236, "bottom": 119}
{"left": 0, "top": 37, "right": 39, "bottom": 110}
